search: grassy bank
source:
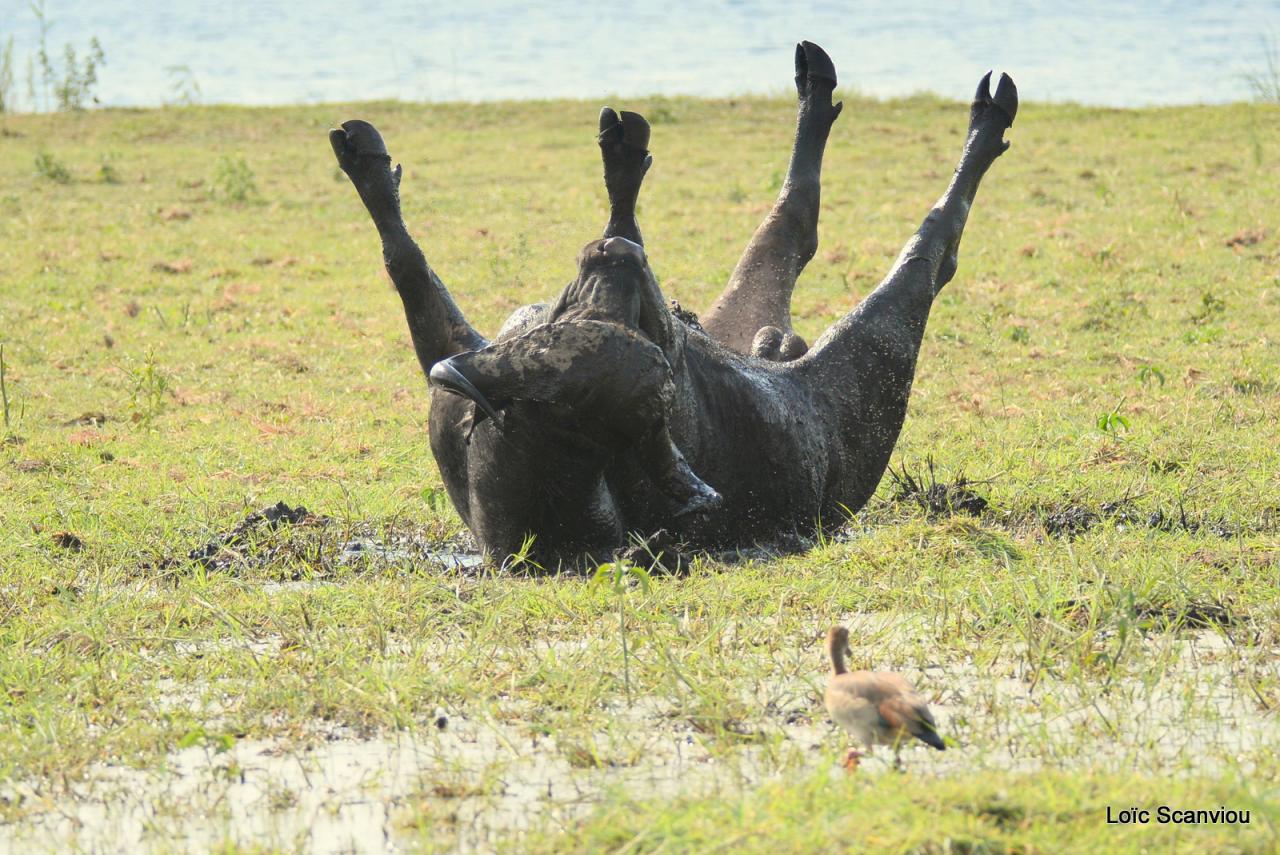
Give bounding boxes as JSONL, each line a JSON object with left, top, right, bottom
{"left": 0, "top": 93, "right": 1278, "bottom": 852}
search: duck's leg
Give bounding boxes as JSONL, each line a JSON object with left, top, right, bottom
{"left": 843, "top": 749, "right": 863, "bottom": 772}
{"left": 806, "top": 73, "right": 1017, "bottom": 514}
{"left": 700, "top": 41, "right": 842, "bottom": 359}
{"left": 330, "top": 121, "right": 485, "bottom": 374}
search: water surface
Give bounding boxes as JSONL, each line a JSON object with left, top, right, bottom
{"left": 2, "top": 1, "right": 1277, "bottom": 107}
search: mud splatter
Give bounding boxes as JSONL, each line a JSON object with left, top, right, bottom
{"left": 1039, "top": 498, "right": 1242, "bottom": 539}
{"left": 668, "top": 300, "right": 704, "bottom": 332}
{"left": 51, "top": 531, "right": 86, "bottom": 552}
{"left": 183, "top": 501, "right": 325, "bottom": 571}
{"left": 887, "top": 460, "right": 990, "bottom": 517}
{"left": 147, "top": 502, "right": 484, "bottom": 577}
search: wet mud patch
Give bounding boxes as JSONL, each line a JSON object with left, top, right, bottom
{"left": 145, "top": 502, "right": 482, "bottom": 579}
{"left": 4, "top": 629, "right": 1277, "bottom": 853}
{"left": 184, "top": 501, "right": 325, "bottom": 571}
{"left": 142, "top": 503, "right": 840, "bottom": 581}
{"left": 0, "top": 702, "right": 828, "bottom": 853}
{"left": 623, "top": 528, "right": 820, "bottom": 575}
{"left": 137, "top": 485, "right": 1271, "bottom": 582}
{"left": 338, "top": 531, "right": 483, "bottom": 572}
{"left": 1038, "top": 503, "right": 1100, "bottom": 538}
{"left": 886, "top": 460, "right": 990, "bottom": 517}
{"left": 871, "top": 458, "right": 1275, "bottom": 542}
{"left": 1036, "top": 498, "right": 1248, "bottom": 539}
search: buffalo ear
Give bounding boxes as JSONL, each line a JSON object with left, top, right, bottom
{"left": 463, "top": 402, "right": 495, "bottom": 441}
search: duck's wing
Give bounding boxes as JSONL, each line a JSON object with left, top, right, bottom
{"left": 877, "top": 688, "right": 946, "bottom": 750}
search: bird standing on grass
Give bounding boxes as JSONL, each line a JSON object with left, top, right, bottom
{"left": 824, "top": 625, "right": 946, "bottom": 770}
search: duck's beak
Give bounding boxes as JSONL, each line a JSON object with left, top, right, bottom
{"left": 429, "top": 356, "right": 502, "bottom": 423}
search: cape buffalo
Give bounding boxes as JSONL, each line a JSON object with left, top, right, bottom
{"left": 330, "top": 42, "right": 1017, "bottom": 565}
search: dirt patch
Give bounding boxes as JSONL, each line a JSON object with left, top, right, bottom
{"left": 51, "top": 531, "right": 86, "bottom": 552}
{"left": 144, "top": 488, "right": 1267, "bottom": 580}
{"left": 182, "top": 501, "right": 325, "bottom": 571}
{"left": 1040, "top": 503, "right": 1098, "bottom": 537}
{"left": 1225, "top": 228, "right": 1266, "bottom": 249}
{"left": 147, "top": 502, "right": 482, "bottom": 577}
{"left": 1038, "top": 498, "right": 1243, "bottom": 539}
{"left": 887, "top": 460, "right": 990, "bottom": 517}
{"left": 1135, "top": 599, "right": 1236, "bottom": 629}
{"left": 152, "top": 257, "right": 194, "bottom": 274}
{"left": 62, "top": 411, "right": 109, "bottom": 427}
{"left": 865, "top": 458, "right": 1269, "bottom": 543}
{"left": 338, "top": 534, "right": 483, "bottom": 572}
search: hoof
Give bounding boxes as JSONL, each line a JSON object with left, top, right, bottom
{"left": 795, "top": 40, "right": 837, "bottom": 88}
{"left": 751, "top": 325, "right": 785, "bottom": 360}
{"left": 779, "top": 332, "right": 808, "bottom": 360}
{"left": 330, "top": 119, "right": 390, "bottom": 166}
{"left": 598, "top": 106, "right": 621, "bottom": 143}
{"left": 599, "top": 106, "right": 617, "bottom": 133}
{"left": 993, "top": 72, "right": 1018, "bottom": 125}
{"left": 971, "top": 71, "right": 1018, "bottom": 128}
{"left": 969, "top": 71, "right": 1018, "bottom": 153}
{"left": 599, "top": 107, "right": 651, "bottom": 152}
{"left": 599, "top": 107, "right": 653, "bottom": 198}
{"left": 599, "top": 107, "right": 653, "bottom": 177}
{"left": 794, "top": 42, "right": 842, "bottom": 122}
{"left": 330, "top": 120, "right": 400, "bottom": 187}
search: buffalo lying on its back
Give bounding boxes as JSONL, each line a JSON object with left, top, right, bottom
{"left": 330, "top": 42, "right": 1017, "bottom": 565}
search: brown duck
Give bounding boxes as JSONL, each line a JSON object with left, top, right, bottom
{"left": 824, "top": 625, "right": 946, "bottom": 769}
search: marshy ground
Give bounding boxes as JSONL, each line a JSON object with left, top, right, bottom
{"left": 0, "top": 93, "right": 1278, "bottom": 852}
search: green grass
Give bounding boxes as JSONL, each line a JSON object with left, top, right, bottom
{"left": 527, "top": 771, "right": 1279, "bottom": 854}
{"left": 0, "top": 93, "right": 1278, "bottom": 852}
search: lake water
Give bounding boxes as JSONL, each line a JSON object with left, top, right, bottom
{"left": 2, "top": 1, "right": 1278, "bottom": 108}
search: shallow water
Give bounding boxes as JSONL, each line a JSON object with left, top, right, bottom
{"left": 3, "top": 0, "right": 1278, "bottom": 108}
{"left": 3, "top": 628, "right": 1275, "bottom": 852}
{"left": 339, "top": 537, "right": 485, "bottom": 572}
